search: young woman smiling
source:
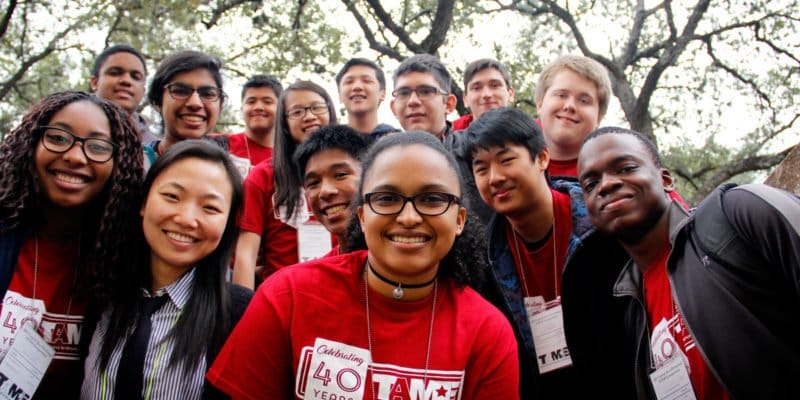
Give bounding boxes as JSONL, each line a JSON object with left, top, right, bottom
{"left": 233, "top": 81, "right": 337, "bottom": 289}
{"left": 81, "top": 140, "right": 252, "bottom": 400}
{"left": 143, "top": 50, "right": 226, "bottom": 171}
{"left": 0, "top": 91, "right": 142, "bottom": 398}
{"left": 209, "top": 132, "right": 520, "bottom": 400}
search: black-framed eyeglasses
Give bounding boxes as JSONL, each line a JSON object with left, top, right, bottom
{"left": 164, "top": 82, "right": 224, "bottom": 103}
{"left": 286, "top": 104, "right": 329, "bottom": 120}
{"left": 364, "top": 191, "right": 460, "bottom": 216}
{"left": 391, "top": 85, "right": 448, "bottom": 101}
{"left": 37, "top": 126, "right": 118, "bottom": 163}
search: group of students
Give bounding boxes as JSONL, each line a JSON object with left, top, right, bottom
{"left": 0, "top": 41, "right": 797, "bottom": 400}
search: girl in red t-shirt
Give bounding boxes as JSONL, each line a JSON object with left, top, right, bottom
{"left": 0, "top": 91, "right": 143, "bottom": 398}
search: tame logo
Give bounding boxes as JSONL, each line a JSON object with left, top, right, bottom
{"left": 370, "top": 363, "right": 464, "bottom": 400}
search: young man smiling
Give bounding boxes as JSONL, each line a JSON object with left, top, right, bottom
{"left": 453, "top": 58, "right": 516, "bottom": 131}
{"left": 335, "top": 58, "right": 397, "bottom": 141}
{"left": 572, "top": 127, "right": 800, "bottom": 399}
{"left": 293, "top": 125, "right": 369, "bottom": 255}
{"left": 390, "top": 54, "right": 457, "bottom": 140}
{"left": 461, "top": 107, "right": 599, "bottom": 398}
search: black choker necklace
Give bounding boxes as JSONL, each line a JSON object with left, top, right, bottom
{"left": 367, "top": 261, "right": 436, "bottom": 299}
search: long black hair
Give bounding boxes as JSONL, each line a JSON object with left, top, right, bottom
{"left": 343, "top": 131, "right": 488, "bottom": 290}
{"left": 0, "top": 91, "right": 143, "bottom": 297}
{"left": 272, "top": 80, "right": 337, "bottom": 221}
{"left": 98, "top": 139, "right": 244, "bottom": 373}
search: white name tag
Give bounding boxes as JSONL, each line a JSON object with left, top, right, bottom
{"left": 526, "top": 296, "right": 573, "bottom": 374}
{"left": 0, "top": 324, "right": 55, "bottom": 399}
{"left": 649, "top": 318, "right": 696, "bottom": 400}
{"left": 302, "top": 338, "right": 371, "bottom": 400}
{"left": 229, "top": 154, "right": 252, "bottom": 180}
{"left": 0, "top": 290, "right": 45, "bottom": 360}
{"left": 297, "top": 221, "right": 333, "bottom": 263}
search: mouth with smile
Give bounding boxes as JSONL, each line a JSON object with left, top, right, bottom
{"left": 322, "top": 203, "right": 349, "bottom": 217}
{"left": 387, "top": 234, "right": 429, "bottom": 244}
{"left": 601, "top": 194, "right": 634, "bottom": 212}
{"left": 164, "top": 230, "right": 199, "bottom": 244}
{"left": 556, "top": 114, "right": 579, "bottom": 124}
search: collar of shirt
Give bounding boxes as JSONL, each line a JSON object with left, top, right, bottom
{"left": 139, "top": 267, "right": 196, "bottom": 310}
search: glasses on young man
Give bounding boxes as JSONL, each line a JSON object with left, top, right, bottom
{"left": 286, "top": 104, "right": 329, "bottom": 120}
{"left": 37, "top": 126, "right": 118, "bottom": 163}
{"left": 391, "top": 85, "right": 448, "bottom": 102}
{"left": 164, "top": 82, "right": 224, "bottom": 103}
{"left": 364, "top": 192, "right": 460, "bottom": 216}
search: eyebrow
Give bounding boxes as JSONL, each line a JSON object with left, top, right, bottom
{"left": 49, "top": 122, "right": 111, "bottom": 139}
{"left": 577, "top": 154, "right": 639, "bottom": 181}
{"left": 369, "top": 183, "right": 454, "bottom": 194}
{"left": 159, "top": 181, "right": 226, "bottom": 201}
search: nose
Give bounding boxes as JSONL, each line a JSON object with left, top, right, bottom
{"left": 173, "top": 204, "right": 200, "bottom": 228}
{"left": 406, "top": 90, "right": 423, "bottom": 106}
{"left": 184, "top": 90, "right": 203, "bottom": 109}
{"left": 61, "top": 142, "right": 88, "bottom": 165}
{"left": 562, "top": 95, "right": 576, "bottom": 111}
{"left": 395, "top": 199, "right": 422, "bottom": 226}
{"left": 488, "top": 166, "right": 506, "bottom": 186}
{"left": 480, "top": 86, "right": 493, "bottom": 98}
{"left": 119, "top": 72, "right": 132, "bottom": 86}
{"left": 319, "top": 178, "right": 338, "bottom": 199}
{"left": 597, "top": 173, "right": 623, "bottom": 197}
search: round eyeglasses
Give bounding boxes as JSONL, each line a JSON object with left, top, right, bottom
{"left": 164, "top": 82, "right": 225, "bottom": 103}
{"left": 37, "top": 126, "right": 117, "bottom": 163}
{"left": 364, "top": 192, "right": 460, "bottom": 216}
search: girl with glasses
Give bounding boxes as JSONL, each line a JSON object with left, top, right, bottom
{"left": 81, "top": 140, "right": 252, "bottom": 399}
{"left": 232, "top": 81, "right": 337, "bottom": 289}
{"left": 209, "top": 132, "right": 520, "bottom": 399}
{"left": 0, "top": 91, "right": 142, "bottom": 398}
{"left": 143, "top": 50, "right": 226, "bottom": 171}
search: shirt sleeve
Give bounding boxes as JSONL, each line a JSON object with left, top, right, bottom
{"left": 206, "top": 275, "right": 294, "bottom": 399}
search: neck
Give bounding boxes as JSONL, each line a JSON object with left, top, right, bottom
{"left": 507, "top": 188, "right": 554, "bottom": 242}
{"left": 348, "top": 112, "right": 379, "bottom": 134}
{"left": 545, "top": 139, "right": 578, "bottom": 161}
{"left": 366, "top": 258, "right": 436, "bottom": 301}
{"left": 621, "top": 207, "right": 672, "bottom": 272}
{"left": 39, "top": 205, "right": 84, "bottom": 245}
{"left": 150, "top": 256, "right": 192, "bottom": 293}
{"left": 245, "top": 127, "right": 274, "bottom": 147}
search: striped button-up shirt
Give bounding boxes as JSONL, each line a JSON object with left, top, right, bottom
{"left": 81, "top": 269, "right": 204, "bottom": 400}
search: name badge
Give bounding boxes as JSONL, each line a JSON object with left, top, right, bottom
{"left": 526, "top": 296, "right": 573, "bottom": 373}
{"left": 1, "top": 290, "right": 45, "bottom": 359}
{"left": 300, "top": 338, "right": 371, "bottom": 400}
{"left": 0, "top": 324, "right": 55, "bottom": 399}
{"left": 229, "top": 154, "right": 252, "bottom": 180}
{"left": 649, "top": 318, "right": 696, "bottom": 400}
{"left": 297, "top": 220, "right": 333, "bottom": 262}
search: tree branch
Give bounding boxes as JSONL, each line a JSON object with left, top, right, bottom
{"left": 202, "top": 0, "right": 258, "bottom": 29}
{"left": 691, "top": 146, "right": 793, "bottom": 202}
{"left": 342, "top": 0, "right": 403, "bottom": 60}
{"left": 703, "top": 36, "right": 772, "bottom": 109}
{"left": 364, "top": 0, "right": 424, "bottom": 53}
{"left": 420, "top": 0, "right": 455, "bottom": 53}
{"left": 0, "top": 0, "right": 17, "bottom": 39}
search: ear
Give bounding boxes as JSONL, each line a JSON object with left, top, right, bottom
{"left": 390, "top": 98, "right": 398, "bottom": 117}
{"left": 507, "top": 87, "right": 516, "bottom": 103}
{"left": 357, "top": 205, "right": 366, "bottom": 232}
{"left": 378, "top": 89, "right": 385, "bottom": 103}
{"left": 661, "top": 169, "right": 675, "bottom": 192}
{"left": 90, "top": 76, "right": 99, "bottom": 92}
{"left": 445, "top": 94, "right": 457, "bottom": 114}
{"left": 454, "top": 206, "right": 467, "bottom": 236}
{"left": 537, "top": 147, "right": 551, "bottom": 171}
{"left": 140, "top": 201, "right": 147, "bottom": 217}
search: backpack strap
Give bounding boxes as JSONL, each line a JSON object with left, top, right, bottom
{"left": 691, "top": 183, "right": 800, "bottom": 271}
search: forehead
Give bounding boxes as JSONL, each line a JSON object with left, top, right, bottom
{"left": 363, "top": 145, "right": 459, "bottom": 193}
{"left": 473, "top": 143, "right": 530, "bottom": 160}
{"left": 48, "top": 100, "right": 111, "bottom": 136}
{"left": 342, "top": 65, "right": 378, "bottom": 80}
{"left": 548, "top": 68, "right": 597, "bottom": 94}
{"left": 305, "top": 148, "right": 360, "bottom": 173}
{"left": 578, "top": 134, "right": 653, "bottom": 171}
{"left": 394, "top": 71, "right": 440, "bottom": 88}
{"left": 168, "top": 68, "right": 216, "bottom": 85}
{"left": 101, "top": 52, "right": 145, "bottom": 72}
{"left": 243, "top": 86, "right": 277, "bottom": 100}
{"left": 467, "top": 67, "right": 506, "bottom": 86}
{"left": 284, "top": 89, "right": 325, "bottom": 108}
{"left": 151, "top": 157, "right": 232, "bottom": 197}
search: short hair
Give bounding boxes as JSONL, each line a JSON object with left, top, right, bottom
{"left": 534, "top": 55, "right": 612, "bottom": 118}
{"left": 293, "top": 125, "right": 369, "bottom": 181}
{"left": 461, "top": 107, "right": 547, "bottom": 167}
{"left": 392, "top": 54, "right": 452, "bottom": 92}
{"left": 336, "top": 58, "right": 386, "bottom": 91}
{"left": 584, "top": 126, "right": 664, "bottom": 168}
{"left": 273, "top": 80, "right": 338, "bottom": 220}
{"left": 147, "top": 50, "right": 225, "bottom": 108}
{"left": 92, "top": 44, "right": 147, "bottom": 78}
{"left": 463, "top": 58, "right": 511, "bottom": 90}
{"left": 241, "top": 74, "right": 283, "bottom": 101}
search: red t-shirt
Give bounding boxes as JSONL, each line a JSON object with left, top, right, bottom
{"left": 2, "top": 237, "right": 85, "bottom": 398}
{"left": 643, "top": 245, "right": 730, "bottom": 400}
{"left": 506, "top": 189, "right": 572, "bottom": 300}
{"left": 207, "top": 250, "right": 520, "bottom": 399}
{"left": 548, "top": 159, "right": 578, "bottom": 178}
{"left": 240, "top": 160, "right": 299, "bottom": 278}
{"left": 227, "top": 132, "right": 273, "bottom": 167}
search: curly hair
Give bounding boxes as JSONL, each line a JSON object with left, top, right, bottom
{"left": 343, "top": 131, "right": 488, "bottom": 291}
{"left": 0, "top": 91, "right": 144, "bottom": 298}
